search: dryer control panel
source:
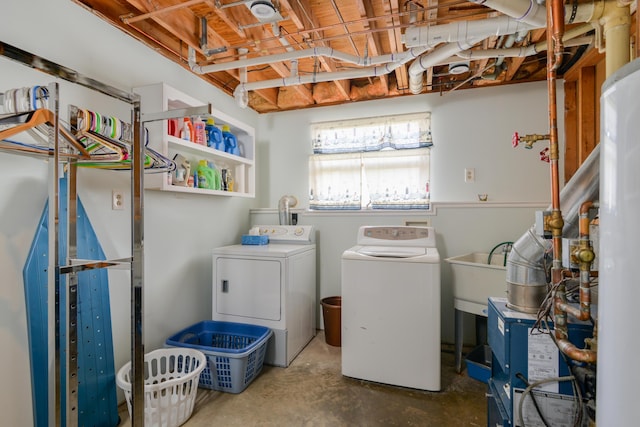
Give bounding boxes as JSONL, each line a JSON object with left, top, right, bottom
{"left": 357, "top": 226, "right": 436, "bottom": 247}
{"left": 255, "top": 225, "right": 315, "bottom": 244}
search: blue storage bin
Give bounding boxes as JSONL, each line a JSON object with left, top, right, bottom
{"left": 166, "top": 320, "right": 272, "bottom": 393}
{"left": 466, "top": 344, "right": 492, "bottom": 384}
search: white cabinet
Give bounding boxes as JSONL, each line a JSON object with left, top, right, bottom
{"left": 134, "top": 83, "right": 255, "bottom": 197}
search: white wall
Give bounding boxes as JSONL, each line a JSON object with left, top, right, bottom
{"left": 1, "top": 0, "right": 259, "bottom": 423}
{"left": 257, "top": 81, "right": 563, "bottom": 207}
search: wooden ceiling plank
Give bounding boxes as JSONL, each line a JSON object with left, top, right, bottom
{"left": 427, "top": 0, "right": 439, "bottom": 22}
{"left": 356, "top": 0, "right": 388, "bottom": 90}
{"left": 279, "top": 0, "right": 350, "bottom": 100}
{"left": 475, "top": 35, "right": 499, "bottom": 80}
{"left": 124, "top": 0, "right": 212, "bottom": 50}
{"left": 123, "top": 0, "right": 205, "bottom": 24}
{"left": 278, "top": 0, "right": 310, "bottom": 30}
{"left": 204, "top": 0, "right": 246, "bottom": 38}
{"left": 426, "top": 68, "right": 434, "bottom": 92}
{"left": 383, "top": 0, "right": 410, "bottom": 93}
{"left": 505, "top": 28, "right": 545, "bottom": 81}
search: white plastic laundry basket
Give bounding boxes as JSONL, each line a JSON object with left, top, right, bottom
{"left": 116, "top": 348, "right": 206, "bottom": 427}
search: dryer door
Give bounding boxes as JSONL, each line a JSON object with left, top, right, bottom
{"left": 214, "top": 257, "right": 282, "bottom": 321}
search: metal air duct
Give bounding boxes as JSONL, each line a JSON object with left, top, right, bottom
{"left": 506, "top": 144, "right": 601, "bottom": 312}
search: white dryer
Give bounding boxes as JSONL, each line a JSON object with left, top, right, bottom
{"left": 341, "top": 225, "right": 441, "bottom": 391}
{"left": 212, "top": 225, "right": 316, "bottom": 367}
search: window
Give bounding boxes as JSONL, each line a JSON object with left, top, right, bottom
{"left": 309, "top": 113, "right": 432, "bottom": 210}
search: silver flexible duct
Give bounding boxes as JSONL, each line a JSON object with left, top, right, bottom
{"left": 507, "top": 144, "right": 601, "bottom": 312}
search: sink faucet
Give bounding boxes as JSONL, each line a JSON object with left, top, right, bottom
{"left": 488, "top": 241, "right": 514, "bottom": 266}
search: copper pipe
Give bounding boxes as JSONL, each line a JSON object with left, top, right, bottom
{"left": 556, "top": 338, "right": 598, "bottom": 363}
{"left": 551, "top": 0, "right": 565, "bottom": 72}
{"left": 546, "top": 0, "right": 563, "bottom": 273}
{"left": 546, "top": 0, "right": 596, "bottom": 364}
{"left": 556, "top": 201, "right": 597, "bottom": 321}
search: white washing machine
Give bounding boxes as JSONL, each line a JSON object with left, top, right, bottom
{"left": 212, "top": 225, "right": 316, "bottom": 367}
{"left": 341, "top": 225, "right": 441, "bottom": 391}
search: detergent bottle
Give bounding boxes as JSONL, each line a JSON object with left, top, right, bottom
{"left": 205, "top": 118, "right": 223, "bottom": 150}
{"left": 222, "top": 125, "right": 240, "bottom": 156}
{"left": 212, "top": 163, "right": 222, "bottom": 190}
{"left": 193, "top": 116, "right": 206, "bottom": 145}
{"left": 196, "top": 160, "right": 215, "bottom": 190}
{"left": 180, "top": 117, "right": 195, "bottom": 142}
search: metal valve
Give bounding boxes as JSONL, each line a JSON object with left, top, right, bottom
{"left": 512, "top": 132, "right": 551, "bottom": 149}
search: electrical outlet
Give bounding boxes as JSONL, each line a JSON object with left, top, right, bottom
{"left": 465, "top": 168, "right": 475, "bottom": 183}
{"left": 112, "top": 190, "right": 124, "bottom": 210}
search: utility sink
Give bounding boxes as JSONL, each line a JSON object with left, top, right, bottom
{"left": 445, "top": 252, "right": 507, "bottom": 306}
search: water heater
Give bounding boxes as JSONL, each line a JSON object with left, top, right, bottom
{"left": 598, "top": 58, "right": 640, "bottom": 425}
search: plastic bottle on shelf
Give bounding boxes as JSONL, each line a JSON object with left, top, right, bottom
{"left": 193, "top": 116, "right": 206, "bottom": 145}
{"left": 222, "top": 125, "right": 240, "bottom": 156}
{"left": 227, "top": 172, "right": 234, "bottom": 192}
{"left": 196, "top": 160, "right": 215, "bottom": 189}
{"left": 212, "top": 165, "right": 222, "bottom": 190}
{"left": 205, "top": 118, "right": 223, "bottom": 150}
{"left": 180, "top": 117, "right": 195, "bottom": 142}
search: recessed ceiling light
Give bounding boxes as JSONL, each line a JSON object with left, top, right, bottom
{"left": 250, "top": 1, "right": 277, "bottom": 20}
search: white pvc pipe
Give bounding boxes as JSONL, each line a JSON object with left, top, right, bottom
{"left": 237, "top": 48, "right": 249, "bottom": 108}
{"left": 602, "top": 2, "right": 631, "bottom": 76}
{"left": 467, "top": 0, "right": 548, "bottom": 26}
{"left": 403, "top": 15, "right": 533, "bottom": 48}
{"left": 408, "top": 39, "right": 482, "bottom": 94}
{"left": 456, "top": 35, "right": 594, "bottom": 61}
{"left": 232, "top": 46, "right": 429, "bottom": 99}
{"left": 190, "top": 46, "right": 411, "bottom": 74}
{"left": 469, "top": 0, "right": 597, "bottom": 26}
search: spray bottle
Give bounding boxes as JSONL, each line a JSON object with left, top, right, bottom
{"left": 193, "top": 116, "right": 206, "bottom": 145}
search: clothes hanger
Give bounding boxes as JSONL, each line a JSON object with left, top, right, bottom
{"left": 69, "top": 105, "right": 129, "bottom": 161}
{"left": 0, "top": 109, "right": 91, "bottom": 158}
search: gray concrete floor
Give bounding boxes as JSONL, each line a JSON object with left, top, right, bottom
{"left": 119, "top": 332, "right": 487, "bottom": 426}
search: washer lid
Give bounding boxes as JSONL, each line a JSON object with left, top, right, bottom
{"left": 356, "top": 226, "right": 436, "bottom": 248}
{"left": 356, "top": 246, "right": 426, "bottom": 258}
{"left": 343, "top": 246, "right": 440, "bottom": 263}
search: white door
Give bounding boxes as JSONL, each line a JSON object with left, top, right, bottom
{"left": 215, "top": 257, "right": 282, "bottom": 321}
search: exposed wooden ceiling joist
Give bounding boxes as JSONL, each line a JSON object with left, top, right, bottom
{"left": 71, "top": 0, "right": 601, "bottom": 112}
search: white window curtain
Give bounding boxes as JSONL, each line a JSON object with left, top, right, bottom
{"left": 364, "top": 149, "right": 430, "bottom": 209}
{"left": 309, "top": 153, "right": 362, "bottom": 210}
{"left": 312, "top": 112, "right": 432, "bottom": 154}
{"left": 309, "top": 148, "right": 430, "bottom": 210}
{"left": 309, "top": 113, "right": 432, "bottom": 210}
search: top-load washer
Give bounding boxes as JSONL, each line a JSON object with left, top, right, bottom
{"left": 212, "top": 225, "right": 316, "bottom": 367}
{"left": 341, "top": 225, "right": 441, "bottom": 391}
